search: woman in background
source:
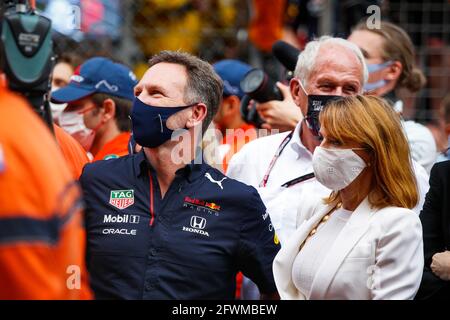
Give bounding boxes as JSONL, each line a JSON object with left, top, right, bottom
{"left": 348, "top": 21, "right": 435, "bottom": 173}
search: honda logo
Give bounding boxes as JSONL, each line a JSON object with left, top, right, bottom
{"left": 190, "top": 216, "right": 206, "bottom": 230}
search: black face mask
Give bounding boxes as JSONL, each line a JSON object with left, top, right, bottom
{"left": 305, "top": 94, "right": 342, "bottom": 137}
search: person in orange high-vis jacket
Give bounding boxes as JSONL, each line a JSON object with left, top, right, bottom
{"left": 0, "top": 85, "right": 92, "bottom": 299}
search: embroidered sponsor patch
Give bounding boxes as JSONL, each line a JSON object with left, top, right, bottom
{"left": 184, "top": 196, "right": 221, "bottom": 211}
{"left": 109, "top": 189, "right": 134, "bottom": 209}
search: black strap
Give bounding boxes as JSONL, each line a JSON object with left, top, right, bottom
{"left": 281, "top": 172, "right": 315, "bottom": 188}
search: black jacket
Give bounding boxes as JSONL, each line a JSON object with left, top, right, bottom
{"left": 416, "top": 160, "right": 450, "bottom": 300}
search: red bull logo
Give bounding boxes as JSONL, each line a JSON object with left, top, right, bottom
{"left": 205, "top": 202, "right": 221, "bottom": 211}
{"left": 184, "top": 196, "right": 221, "bottom": 212}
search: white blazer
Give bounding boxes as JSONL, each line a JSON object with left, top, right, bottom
{"left": 273, "top": 197, "right": 424, "bottom": 300}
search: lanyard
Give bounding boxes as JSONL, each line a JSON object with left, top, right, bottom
{"left": 259, "top": 132, "right": 293, "bottom": 187}
{"left": 259, "top": 131, "right": 315, "bottom": 188}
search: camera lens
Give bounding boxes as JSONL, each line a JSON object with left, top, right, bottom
{"left": 240, "top": 68, "right": 282, "bottom": 103}
{"left": 241, "top": 69, "right": 265, "bottom": 94}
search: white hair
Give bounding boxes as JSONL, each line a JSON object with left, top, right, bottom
{"left": 294, "top": 36, "right": 368, "bottom": 92}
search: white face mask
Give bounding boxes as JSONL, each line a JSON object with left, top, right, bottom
{"left": 59, "top": 111, "right": 96, "bottom": 151}
{"left": 50, "top": 101, "right": 67, "bottom": 123}
{"left": 49, "top": 87, "right": 67, "bottom": 122}
{"left": 312, "top": 146, "right": 367, "bottom": 191}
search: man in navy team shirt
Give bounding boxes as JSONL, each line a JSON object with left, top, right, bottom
{"left": 80, "top": 50, "right": 280, "bottom": 299}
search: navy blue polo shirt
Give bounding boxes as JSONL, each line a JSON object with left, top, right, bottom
{"left": 80, "top": 151, "right": 280, "bottom": 299}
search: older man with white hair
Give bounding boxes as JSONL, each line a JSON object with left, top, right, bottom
{"left": 228, "top": 36, "right": 368, "bottom": 243}
{"left": 228, "top": 36, "right": 428, "bottom": 244}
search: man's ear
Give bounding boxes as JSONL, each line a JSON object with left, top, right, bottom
{"left": 101, "top": 98, "right": 116, "bottom": 123}
{"left": 186, "top": 103, "right": 207, "bottom": 128}
{"left": 225, "top": 95, "right": 240, "bottom": 115}
{"left": 290, "top": 78, "right": 307, "bottom": 115}
{"left": 385, "top": 61, "right": 403, "bottom": 81}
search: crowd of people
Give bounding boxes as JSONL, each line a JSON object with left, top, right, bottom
{"left": 1, "top": 16, "right": 450, "bottom": 300}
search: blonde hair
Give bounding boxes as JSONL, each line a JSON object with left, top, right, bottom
{"left": 320, "top": 95, "right": 418, "bottom": 209}
{"left": 353, "top": 21, "right": 426, "bottom": 92}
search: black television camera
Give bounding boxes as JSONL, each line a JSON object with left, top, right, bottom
{"left": 0, "top": 0, "right": 54, "bottom": 131}
{"left": 240, "top": 41, "right": 301, "bottom": 128}
{"left": 239, "top": 68, "right": 283, "bottom": 128}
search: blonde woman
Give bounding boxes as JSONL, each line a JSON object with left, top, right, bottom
{"left": 273, "top": 95, "right": 424, "bottom": 300}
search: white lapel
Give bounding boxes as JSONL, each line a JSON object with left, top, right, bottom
{"left": 308, "top": 197, "right": 375, "bottom": 300}
{"left": 273, "top": 203, "right": 333, "bottom": 299}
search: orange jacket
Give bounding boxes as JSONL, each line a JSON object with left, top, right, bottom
{"left": 93, "top": 131, "right": 130, "bottom": 162}
{"left": 0, "top": 87, "right": 92, "bottom": 299}
{"left": 54, "top": 124, "right": 90, "bottom": 179}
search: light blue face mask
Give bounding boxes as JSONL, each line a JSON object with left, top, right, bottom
{"left": 364, "top": 61, "right": 393, "bottom": 92}
{"left": 366, "top": 60, "right": 393, "bottom": 73}
{"left": 364, "top": 79, "right": 388, "bottom": 92}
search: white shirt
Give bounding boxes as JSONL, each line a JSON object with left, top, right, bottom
{"left": 227, "top": 122, "right": 330, "bottom": 244}
{"left": 227, "top": 122, "right": 429, "bottom": 245}
{"left": 402, "top": 120, "right": 437, "bottom": 174}
{"left": 292, "top": 208, "right": 352, "bottom": 298}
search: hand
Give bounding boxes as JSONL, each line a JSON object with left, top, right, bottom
{"left": 431, "top": 251, "right": 450, "bottom": 280}
{"left": 256, "top": 82, "right": 302, "bottom": 132}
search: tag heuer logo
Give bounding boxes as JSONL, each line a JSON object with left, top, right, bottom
{"left": 109, "top": 190, "right": 134, "bottom": 210}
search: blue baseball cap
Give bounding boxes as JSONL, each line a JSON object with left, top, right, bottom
{"left": 51, "top": 57, "right": 137, "bottom": 103}
{"left": 213, "top": 59, "right": 252, "bottom": 99}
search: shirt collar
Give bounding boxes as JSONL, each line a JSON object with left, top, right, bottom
{"left": 290, "top": 120, "right": 311, "bottom": 157}
{"left": 133, "top": 149, "right": 207, "bottom": 182}
{"left": 133, "top": 150, "right": 148, "bottom": 177}
{"left": 175, "top": 161, "right": 207, "bottom": 183}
